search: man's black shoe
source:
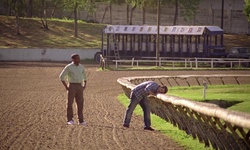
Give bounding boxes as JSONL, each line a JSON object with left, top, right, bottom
{"left": 123, "top": 124, "right": 129, "bottom": 128}
{"left": 144, "top": 126, "right": 154, "bottom": 131}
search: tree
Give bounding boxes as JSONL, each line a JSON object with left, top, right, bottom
{"left": 124, "top": 0, "right": 151, "bottom": 25}
{"left": 12, "top": 0, "right": 26, "bottom": 35}
{"left": 63, "top": 0, "right": 87, "bottom": 37}
{"left": 26, "top": 0, "right": 33, "bottom": 17}
{"left": 1, "top": 0, "right": 26, "bottom": 35}
{"left": 50, "top": 0, "right": 64, "bottom": 18}
{"left": 179, "top": 0, "right": 201, "bottom": 22}
{"left": 32, "top": 0, "right": 50, "bottom": 29}
{"left": 41, "top": 0, "right": 48, "bottom": 29}
{"left": 138, "top": 0, "right": 158, "bottom": 24}
{"left": 126, "top": 0, "right": 137, "bottom": 25}
{"left": 99, "top": 0, "right": 124, "bottom": 24}
{"left": 163, "top": 0, "right": 201, "bottom": 25}
{"left": 244, "top": 0, "right": 250, "bottom": 22}
{"left": 85, "top": 0, "right": 97, "bottom": 21}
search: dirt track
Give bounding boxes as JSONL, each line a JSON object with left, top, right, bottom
{"left": 0, "top": 62, "right": 249, "bottom": 150}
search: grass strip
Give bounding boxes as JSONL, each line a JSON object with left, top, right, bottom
{"left": 168, "top": 84, "right": 250, "bottom": 113}
{"left": 117, "top": 84, "right": 250, "bottom": 149}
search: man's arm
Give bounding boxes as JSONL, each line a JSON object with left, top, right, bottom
{"left": 83, "top": 80, "right": 87, "bottom": 89}
{"left": 145, "top": 82, "right": 159, "bottom": 95}
{"left": 147, "top": 91, "right": 156, "bottom": 95}
{"left": 82, "top": 67, "right": 87, "bottom": 89}
{"left": 59, "top": 66, "right": 69, "bottom": 90}
{"left": 61, "top": 81, "right": 69, "bottom": 90}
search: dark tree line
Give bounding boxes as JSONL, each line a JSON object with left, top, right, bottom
{"left": 1, "top": 0, "right": 202, "bottom": 37}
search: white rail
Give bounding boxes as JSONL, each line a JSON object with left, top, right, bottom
{"left": 112, "top": 57, "right": 250, "bottom": 69}
{"left": 117, "top": 75, "right": 250, "bottom": 149}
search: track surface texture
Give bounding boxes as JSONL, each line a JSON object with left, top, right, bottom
{"left": 0, "top": 62, "right": 249, "bottom": 150}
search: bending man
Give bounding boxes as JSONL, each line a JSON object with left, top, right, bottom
{"left": 123, "top": 81, "right": 168, "bottom": 131}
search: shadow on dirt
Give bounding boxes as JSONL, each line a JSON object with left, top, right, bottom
{"left": 202, "top": 100, "right": 243, "bottom": 108}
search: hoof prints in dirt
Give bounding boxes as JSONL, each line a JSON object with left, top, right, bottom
{"left": 3, "top": 63, "right": 248, "bottom": 149}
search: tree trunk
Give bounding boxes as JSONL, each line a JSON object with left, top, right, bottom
{"left": 27, "top": 0, "right": 33, "bottom": 17}
{"left": 15, "top": 10, "right": 21, "bottom": 35}
{"left": 109, "top": 2, "right": 112, "bottom": 24}
{"left": 40, "top": 0, "right": 48, "bottom": 29}
{"left": 142, "top": 7, "right": 145, "bottom": 24}
{"left": 101, "top": 5, "right": 108, "bottom": 23}
{"left": 74, "top": 2, "right": 78, "bottom": 38}
{"left": 43, "top": 2, "right": 48, "bottom": 29}
{"left": 51, "top": 2, "right": 59, "bottom": 18}
{"left": 127, "top": 4, "right": 129, "bottom": 24}
{"left": 173, "top": 0, "right": 178, "bottom": 25}
{"left": 129, "top": 4, "right": 137, "bottom": 25}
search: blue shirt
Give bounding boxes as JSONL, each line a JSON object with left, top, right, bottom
{"left": 132, "top": 81, "right": 159, "bottom": 101}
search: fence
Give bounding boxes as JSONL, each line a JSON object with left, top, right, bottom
{"left": 117, "top": 75, "right": 250, "bottom": 149}
{"left": 112, "top": 57, "right": 250, "bottom": 69}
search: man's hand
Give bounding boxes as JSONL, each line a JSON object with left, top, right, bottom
{"left": 61, "top": 81, "right": 69, "bottom": 91}
{"left": 82, "top": 80, "right": 87, "bottom": 91}
{"left": 148, "top": 91, "right": 156, "bottom": 95}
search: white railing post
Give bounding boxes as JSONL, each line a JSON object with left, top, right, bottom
{"left": 185, "top": 58, "right": 187, "bottom": 68}
{"left": 131, "top": 57, "right": 134, "bottom": 67}
{"left": 115, "top": 60, "right": 118, "bottom": 69}
{"left": 211, "top": 59, "right": 214, "bottom": 69}
{"left": 195, "top": 58, "right": 198, "bottom": 68}
{"left": 159, "top": 58, "right": 161, "bottom": 67}
{"left": 203, "top": 80, "right": 207, "bottom": 99}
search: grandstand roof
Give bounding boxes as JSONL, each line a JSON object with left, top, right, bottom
{"left": 104, "top": 25, "right": 223, "bottom": 35}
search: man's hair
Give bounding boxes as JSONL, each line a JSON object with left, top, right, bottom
{"left": 71, "top": 54, "right": 79, "bottom": 59}
{"left": 161, "top": 85, "right": 168, "bottom": 93}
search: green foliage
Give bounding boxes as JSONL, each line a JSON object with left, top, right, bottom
{"left": 161, "top": 0, "right": 201, "bottom": 23}
{"left": 63, "top": 0, "right": 86, "bottom": 11}
{"left": 179, "top": 0, "right": 201, "bottom": 21}
{"left": 0, "top": 16, "right": 105, "bottom": 48}
{"left": 244, "top": 0, "right": 250, "bottom": 22}
{"left": 3, "top": 0, "right": 26, "bottom": 16}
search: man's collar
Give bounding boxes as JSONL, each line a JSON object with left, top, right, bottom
{"left": 71, "top": 62, "right": 80, "bottom": 66}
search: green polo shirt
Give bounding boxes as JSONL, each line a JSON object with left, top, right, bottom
{"left": 59, "top": 62, "right": 87, "bottom": 84}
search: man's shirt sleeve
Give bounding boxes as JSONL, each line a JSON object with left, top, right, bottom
{"left": 59, "top": 66, "right": 69, "bottom": 81}
{"left": 144, "top": 82, "right": 159, "bottom": 94}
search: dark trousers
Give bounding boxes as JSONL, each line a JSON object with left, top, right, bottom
{"left": 67, "top": 83, "right": 84, "bottom": 123}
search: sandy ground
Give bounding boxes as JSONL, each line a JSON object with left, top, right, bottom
{"left": 0, "top": 62, "right": 249, "bottom": 150}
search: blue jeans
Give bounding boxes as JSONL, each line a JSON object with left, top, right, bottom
{"left": 123, "top": 92, "right": 151, "bottom": 127}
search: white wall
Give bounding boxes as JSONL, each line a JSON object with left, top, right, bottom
{"left": 0, "top": 48, "right": 100, "bottom": 61}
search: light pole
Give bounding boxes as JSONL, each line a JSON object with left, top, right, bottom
{"left": 156, "top": 0, "right": 160, "bottom": 66}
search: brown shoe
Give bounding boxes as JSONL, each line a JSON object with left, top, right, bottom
{"left": 144, "top": 126, "right": 154, "bottom": 131}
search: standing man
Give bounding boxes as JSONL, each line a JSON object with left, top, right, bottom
{"left": 123, "top": 81, "right": 168, "bottom": 131}
{"left": 59, "top": 54, "right": 87, "bottom": 126}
